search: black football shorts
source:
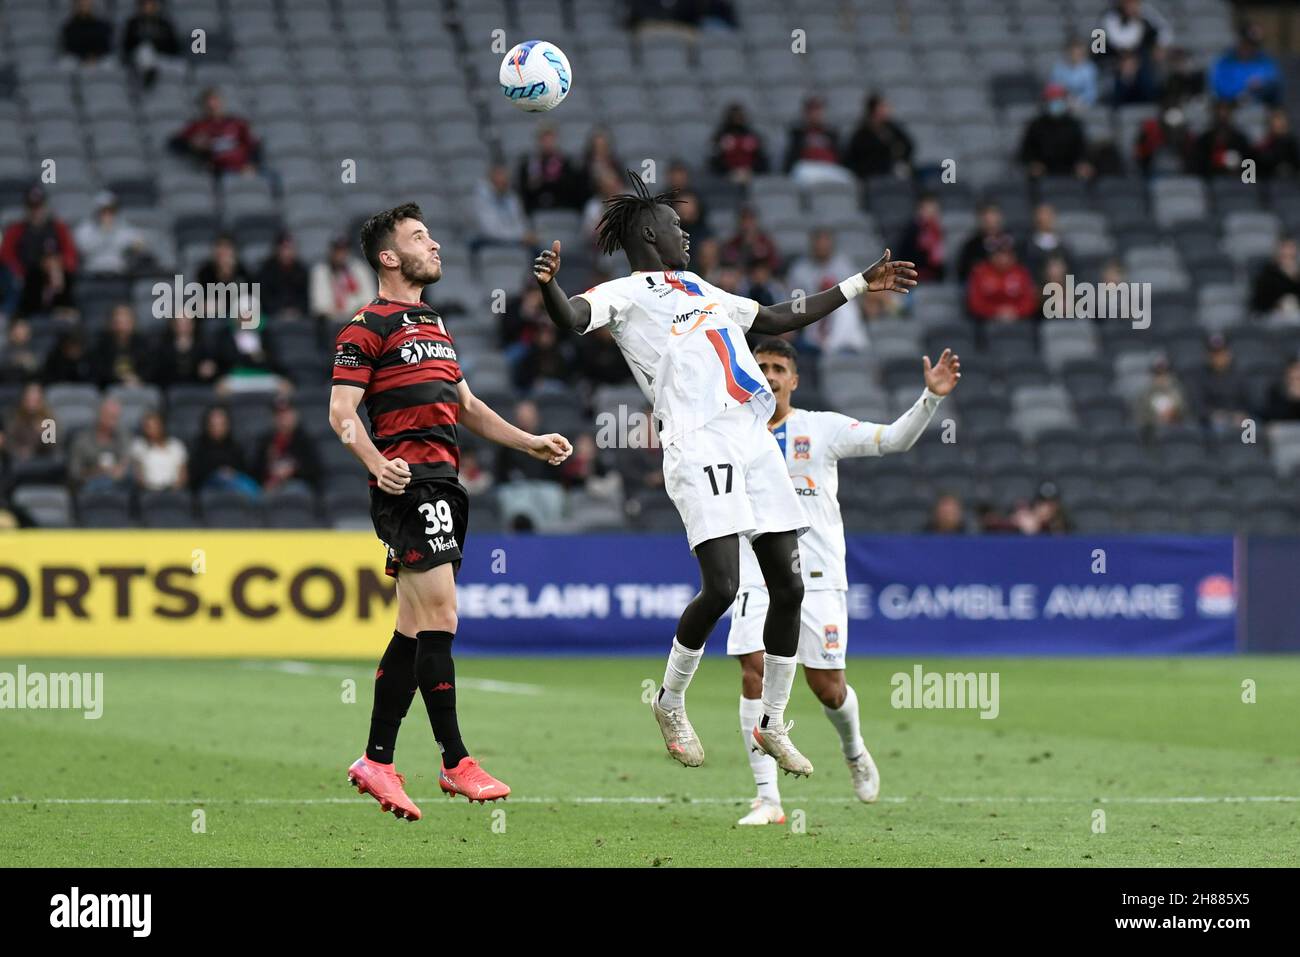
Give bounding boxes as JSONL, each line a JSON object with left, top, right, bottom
{"left": 369, "top": 477, "right": 469, "bottom": 579}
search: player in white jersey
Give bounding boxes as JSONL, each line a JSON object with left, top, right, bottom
{"left": 729, "top": 337, "right": 961, "bottom": 825}
{"left": 533, "top": 171, "right": 918, "bottom": 779}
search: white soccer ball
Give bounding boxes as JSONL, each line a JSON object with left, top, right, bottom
{"left": 499, "top": 40, "right": 572, "bottom": 113}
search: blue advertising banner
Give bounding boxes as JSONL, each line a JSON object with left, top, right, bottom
{"left": 452, "top": 535, "right": 1238, "bottom": 656}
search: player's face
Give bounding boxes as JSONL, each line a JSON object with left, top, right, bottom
{"left": 756, "top": 352, "right": 798, "bottom": 402}
{"left": 392, "top": 218, "right": 442, "bottom": 285}
{"left": 653, "top": 205, "right": 690, "bottom": 269}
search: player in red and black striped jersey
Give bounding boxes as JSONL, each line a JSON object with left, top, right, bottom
{"left": 329, "top": 203, "right": 572, "bottom": 818}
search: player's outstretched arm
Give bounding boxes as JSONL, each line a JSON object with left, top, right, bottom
{"left": 751, "top": 248, "right": 918, "bottom": 334}
{"left": 852, "top": 349, "right": 961, "bottom": 457}
{"left": 532, "top": 240, "right": 593, "bottom": 333}
{"left": 456, "top": 379, "right": 573, "bottom": 465}
{"left": 328, "top": 383, "right": 411, "bottom": 494}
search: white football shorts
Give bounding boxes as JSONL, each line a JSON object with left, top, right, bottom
{"left": 662, "top": 403, "right": 807, "bottom": 551}
{"left": 726, "top": 586, "right": 849, "bottom": 670}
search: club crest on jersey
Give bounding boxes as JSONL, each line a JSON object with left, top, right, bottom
{"left": 823, "top": 624, "right": 841, "bottom": 650}
{"left": 793, "top": 435, "right": 811, "bottom": 459}
{"left": 399, "top": 340, "right": 457, "bottom": 365}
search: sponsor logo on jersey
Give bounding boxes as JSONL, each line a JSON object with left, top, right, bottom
{"left": 399, "top": 340, "right": 458, "bottom": 365}
{"left": 427, "top": 536, "right": 458, "bottom": 553}
{"left": 793, "top": 435, "right": 811, "bottom": 459}
{"left": 670, "top": 302, "right": 719, "bottom": 336}
{"left": 793, "top": 474, "right": 818, "bottom": 496}
{"left": 334, "top": 343, "right": 365, "bottom": 367}
{"left": 663, "top": 270, "right": 704, "bottom": 296}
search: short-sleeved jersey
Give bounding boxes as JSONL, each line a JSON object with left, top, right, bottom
{"left": 332, "top": 297, "right": 462, "bottom": 484}
{"left": 575, "top": 270, "right": 774, "bottom": 445}
{"left": 738, "top": 408, "right": 893, "bottom": 592}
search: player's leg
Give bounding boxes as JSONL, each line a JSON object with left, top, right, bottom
{"left": 747, "top": 529, "right": 814, "bottom": 776}
{"left": 800, "top": 591, "right": 878, "bottom": 802}
{"left": 651, "top": 534, "right": 740, "bottom": 766}
{"left": 726, "top": 588, "right": 782, "bottom": 824}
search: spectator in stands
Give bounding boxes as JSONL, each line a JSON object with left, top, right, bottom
{"left": 42, "top": 328, "right": 93, "bottom": 384}
{"left": 517, "top": 125, "right": 583, "bottom": 214}
{"left": 189, "top": 405, "right": 258, "bottom": 496}
{"left": 1190, "top": 101, "right": 1251, "bottom": 178}
{"left": 1025, "top": 202, "right": 1067, "bottom": 277}
{"left": 155, "top": 310, "right": 218, "bottom": 386}
{"left": 956, "top": 202, "right": 1016, "bottom": 282}
{"left": 74, "top": 191, "right": 148, "bottom": 277}
{"left": 1050, "top": 38, "right": 1100, "bottom": 108}
{"left": 1260, "top": 358, "right": 1300, "bottom": 421}
{"left": 893, "top": 193, "right": 945, "bottom": 282}
{"left": 742, "top": 258, "right": 784, "bottom": 307}
{"left": 130, "top": 410, "right": 187, "bottom": 492}
{"left": 787, "top": 229, "right": 867, "bottom": 352}
{"left": 1, "top": 185, "right": 79, "bottom": 318}
{"left": 212, "top": 311, "right": 282, "bottom": 387}
{"left": 1097, "top": 0, "right": 1171, "bottom": 69}
{"left": 782, "top": 95, "right": 853, "bottom": 187}
{"left": 1249, "top": 236, "right": 1300, "bottom": 318}
{"left": 1111, "top": 49, "right": 1160, "bottom": 106}
{"left": 121, "top": 0, "right": 182, "bottom": 89}
{"left": 1134, "top": 354, "right": 1189, "bottom": 435}
{"left": 581, "top": 126, "right": 623, "bottom": 200}
{"left": 844, "top": 92, "right": 914, "bottom": 181}
{"left": 710, "top": 103, "right": 769, "bottom": 184}
{"left": 582, "top": 167, "right": 623, "bottom": 250}
{"left": 1192, "top": 333, "right": 1251, "bottom": 434}
{"left": 255, "top": 231, "right": 310, "bottom": 320}
{"left": 1162, "top": 46, "right": 1206, "bottom": 106}
{"left": 93, "top": 303, "right": 152, "bottom": 387}
{"left": 0, "top": 423, "right": 12, "bottom": 503}
{"left": 1255, "top": 109, "right": 1300, "bottom": 179}
{"left": 1211, "top": 22, "right": 1280, "bottom": 107}
{"left": 169, "top": 88, "right": 262, "bottom": 176}
{"left": 458, "top": 447, "right": 492, "bottom": 496}
{"left": 1019, "top": 84, "right": 1091, "bottom": 180}
{"left": 513, "top": 321, "right": 574, "bottom": 393}
{"left": 1135, "top": 99, "right": 1195, "bottom": 175}
{"left": 4, "top": 382, "right": 57, "bottom": 466}
{"left": 0, "top": 320, "right": 42, "bottom": 383}
{"left": 668, "top": 160, "right": 711, "bottom": 242}
{"left": 966, "top": 236, "right": 1038, "bottom": 324}
{"left": 60, "top": 0, "right": 113, "bottom": 66}
{"left": 576, "top": 326, "right": 631, "bottom": 387}
{"left": 474, "top": 161, "right": 535, "bottom": 254}
{"left": 499, "top": 283, "right": 548, "bottom": 374}
{"left": 691, "top": 236, "right": 721, "bottom": 285}
{"left": 252, "top": 396, "right": 319, "bottom": 492}
{"left": 719, "top": 205, "right": 780, "bottom": 274}
{"left": 1010, "top": 482, "right": 1071, "bottom": 535}
{"left": 68, "top": 397, "right": 130, "bottom": 492}
{"left": 1038, "top": 253, "right": 1070, "bottom": 309}
{"left": 309, "top": 235, "right": 375, "bottom": 325}
{"left": 495, "top": 400, "right": 561, "bottom": 484}
{"left": 926, "top": 493, "right": 971, "bottom": 534}
{"left": 196, "top": 233, "right": 251, "bottom": 319}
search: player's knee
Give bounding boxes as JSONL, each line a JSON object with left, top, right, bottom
{"left": 808, "top": 670, "right": 846, "bottom": 708}
{"left": 701, "top": 573, "right": 740, "bottom": 612}
{"left": 766, "top": 571, "right": 804, "bottom": 611}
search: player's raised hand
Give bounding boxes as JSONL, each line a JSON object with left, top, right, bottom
{"left": 863, "top": 248, "right": 919, "bottom": 294}
{"left": 922, "top": 348, "right": 961, "bottom": 396}
{"left": 528, "top": 432, "right": 573, "bottom": 466}
{"left": 533, "top": 240, "right": 562, "bottom": 284}
{"left": 375, "top": 457, "right": 412, "bottom": 495}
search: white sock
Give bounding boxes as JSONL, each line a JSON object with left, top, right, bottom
{"left": 740, "top": 695, "right": 780, "bottom": 804}
{"left": 760, "top": 653, "right": 798, "bottom": 728}
{"left": 823, "top": 684, "right": 866, "bottom": 759}
{"left": 657, "top": 638, "right": 703, "bottom": 710}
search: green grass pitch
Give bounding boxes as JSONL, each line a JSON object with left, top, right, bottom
{"left": 2, "top": 656, "right": 1297, "bottom": 867}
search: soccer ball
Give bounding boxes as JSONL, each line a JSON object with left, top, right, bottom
{"left": 499, "top": 40, "right": 572, "bottom": 113}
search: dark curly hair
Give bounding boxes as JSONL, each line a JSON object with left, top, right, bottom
{"left": 594, "top": 170, "right": 680, "bottom": 257}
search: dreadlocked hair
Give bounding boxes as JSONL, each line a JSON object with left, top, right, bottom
{"left": 594, "top": 169, "right": 681, "bottom": 257}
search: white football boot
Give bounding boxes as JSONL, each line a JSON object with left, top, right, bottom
{"left": 651, "top": 696, "right": 704, "bottom": 767}
{"left": 737, "top": 797, "right": 786, "bottom": 826}
{"left": 847, "top": 748, "right": 880, "bottom": 803}
{"left": 750, "top": 720, "right": 813, "bottom": 777}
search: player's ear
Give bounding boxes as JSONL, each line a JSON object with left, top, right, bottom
{"left": 378, "top": 248, "right": 399, "bottom": 269}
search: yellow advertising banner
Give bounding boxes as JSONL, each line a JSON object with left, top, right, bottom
{"left": 0, "top": 531, "right": 397, "bottom": 658}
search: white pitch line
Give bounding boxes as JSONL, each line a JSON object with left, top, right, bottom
{"left": 237, "top": 660, "right": 543, "bottom": 695}
{"left": 5, "top": 795, "right": 1298, "bottom": 807}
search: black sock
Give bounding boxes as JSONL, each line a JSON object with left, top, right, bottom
{"left": 415, "top": 630, "right": 468, "bottom": 768}
{"left": 366, "top": 631, "right": 418, "bottom": 763}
